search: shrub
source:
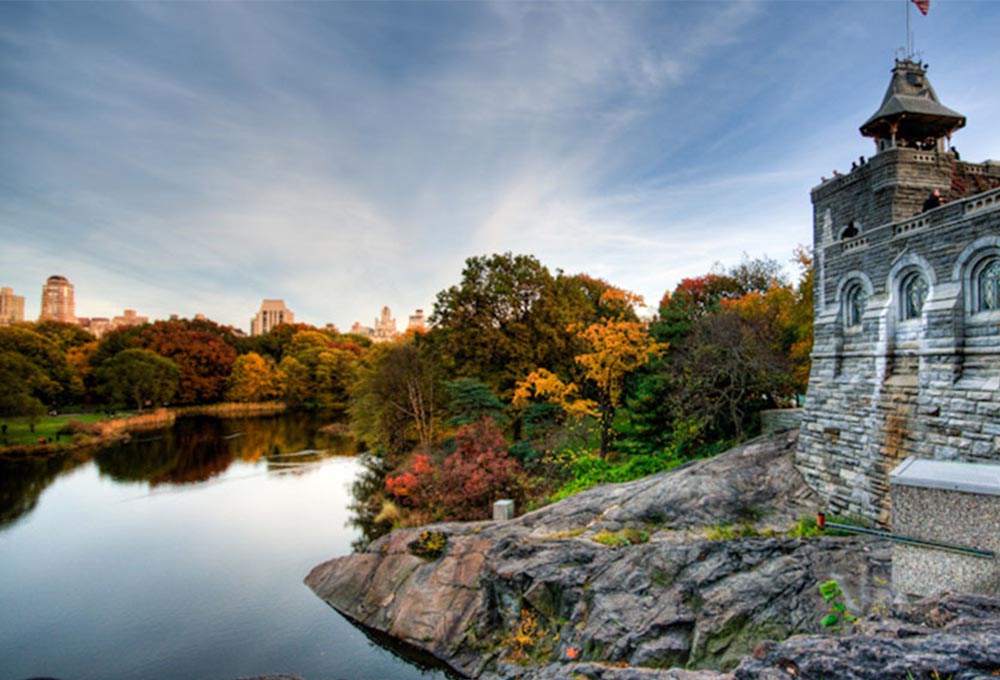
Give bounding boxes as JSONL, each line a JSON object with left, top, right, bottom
{"left": 593, "top": 528, "right": 651, "bottom": 547}
{"left": 408, "top": 530, "right": 448, "bottom": 559}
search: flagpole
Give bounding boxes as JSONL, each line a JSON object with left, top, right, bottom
{"left": 906, "top": 0, "right": 911, "bottom": 58}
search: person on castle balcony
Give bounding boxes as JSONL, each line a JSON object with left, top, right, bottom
{"left": 922, "top": 188, "right": 942, "bottom": 212}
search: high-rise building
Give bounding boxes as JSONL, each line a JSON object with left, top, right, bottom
{"left": 39, "top": 275, "right": 75, "bottom": 323}
{"left": 372, "top": 306, "right": 398, "bottom": 342}
{"left": 0, "top": 287, "right": 25, "bottom": 326}
{"left": 406, "top": 309, "right": 427, "bottom": 333}
{"left": 250, "top": 299, "right": 295, "bottom": 336}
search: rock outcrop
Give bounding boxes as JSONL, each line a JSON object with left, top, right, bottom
{"left": 305, "top": 430, "right": 1000, "bottom": 679}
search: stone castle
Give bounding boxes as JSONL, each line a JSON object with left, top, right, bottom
{"left": 796, "top": 59, "right": 1000, "bottom": 525}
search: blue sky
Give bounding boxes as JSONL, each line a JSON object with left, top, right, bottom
{"left": 2, "top": 1, "right": 998, "bottom": 332}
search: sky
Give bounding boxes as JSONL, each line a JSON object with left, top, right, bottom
{"left": 2, "top": 1, "right": 999, "bottom": 333}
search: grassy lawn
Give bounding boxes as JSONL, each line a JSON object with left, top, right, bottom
{"left": 0, "top": 412, "right": 132, "bottom": 447}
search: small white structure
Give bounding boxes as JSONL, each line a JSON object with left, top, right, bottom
{"left": 493, "top": 499, "right": 515, "bottom": 521}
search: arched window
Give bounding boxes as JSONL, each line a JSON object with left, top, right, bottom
{"left": 976, "top": 258, "right": 1000, "bottom": 312}
{"left": 843, "top": 282, "right": 867, "bottom": 327}
{"left": 900, "top": 270, "right": 929, "bottom": 320}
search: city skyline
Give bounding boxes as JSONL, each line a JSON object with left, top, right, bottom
{"left": 2, "top": 2, "right": 999, "bottom": 330}
{"left": 1, "top": 275, "right": 425, "bottom": 335}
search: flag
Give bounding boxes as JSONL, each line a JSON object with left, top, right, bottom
{"left": 912, "top": 0, "right": 930, "bottom": 15}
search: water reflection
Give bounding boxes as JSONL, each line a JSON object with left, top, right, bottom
{"left": 348, "top": 452, "right": 396, "bottom": 552}
{"left": 0, "top": 451, "right": 89, "bottom": 528}
{"left": 0, "top": 412, "right": 357, "bottom": 530}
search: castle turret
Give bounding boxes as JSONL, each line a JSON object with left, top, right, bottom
{"left": 860, "top": 59, "right": 965, "bottom": 153}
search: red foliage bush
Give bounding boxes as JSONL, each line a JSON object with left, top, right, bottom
{"left": 384, "top": 418, "right": 527, "bottom": 521}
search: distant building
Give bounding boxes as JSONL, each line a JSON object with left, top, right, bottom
{"left": 112, "top": 309, "right": 148, "bottom": 330}
{"left": 251, "top": 299, "right": 294, "bottom": 336}
{"left": 349, "top": 321, "right": 374, "bottom": 338}
{"left": 407, "top": 309, "right": 427, "bottom": 333}
{"left": 77, "top": 309, "right": 149, "bottom": 338}
{"left": 78, "top": 317, "right": 110, "bottom": 337}
{"left": 372, "top": 306, "right": 398, "bottom": 343}
{"left": 323, "top": 323, "right": 341, "bottom": 334}
{"left": 0, "top": 287, "right": 25, "bottom": 326}
{"left": 39, "top": 275, "right": 75, "bottom": 323}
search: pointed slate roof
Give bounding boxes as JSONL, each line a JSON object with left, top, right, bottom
{"left": 860, "top": 60, "right": 965, "bottom": 141}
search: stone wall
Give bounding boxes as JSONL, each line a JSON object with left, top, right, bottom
{"left": 797, "top": 146, "right": 1000, "bottom": 525}
{"left": 760, "top": 408, "right": 803, "bottom": 435}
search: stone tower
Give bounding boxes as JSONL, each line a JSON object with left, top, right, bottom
{"left": 39, "top": 275, "right": 76, "bottom": 323}
{"left": 796, "top": 60, "right": 1000, "bottom": 525}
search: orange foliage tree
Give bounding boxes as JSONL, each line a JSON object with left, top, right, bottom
{"left": 226, "top": 352, "right": 283, "bottom": 403}
{"left": 132, "top": 319, "right": 238, "bottom": 404}
{"left": 574, "top": 289, "right": 663, "bottom": 457}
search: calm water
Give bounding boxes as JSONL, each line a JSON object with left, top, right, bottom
{"left": 0, "top": 414, "right": 451, "bottom": 680}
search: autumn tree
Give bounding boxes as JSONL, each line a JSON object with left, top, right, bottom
{"left": 655, "top": 255, "right": 785, "bottom": 345}
{"left": 226, "top": 352, "right": 283, "bottom": 403}
{"left": 96, "top": 348, "right": 180, "bottom": 411}
{"left": 575, "top": 313, "right": 661, "bottom": 457}
{"left": 512, "top": 368, "right": 595, "bottom": 420}
{"left": 90, "top": 319, "right": 240, "bottom": 405}
{"left": 249, "top": 322, "right": 322, "bottom": 362}
{"left": 626, "top": 251, "right": 810, "bottom": 452}
{"left": 66, "top": 340, "right": 100, "bottom": 404}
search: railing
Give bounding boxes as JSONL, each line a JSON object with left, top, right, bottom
{"left": 817, "top": 514, "right": 996, "bottom": 559}
{"left": 964, "top": 187, "right": 1000, "bottom": 216}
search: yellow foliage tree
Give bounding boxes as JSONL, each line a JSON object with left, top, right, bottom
{"left": 574, "top": 291, "right": 664, "bottom": 457}
{"left": 511, "top": 367, "right": 596, "bottom": 419}
{"left": 226, "top": 352, "right": 283, "bottom": 403}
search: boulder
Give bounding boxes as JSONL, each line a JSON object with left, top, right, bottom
{"left": 308, "top": 432, "right": 901, "bottom": 677}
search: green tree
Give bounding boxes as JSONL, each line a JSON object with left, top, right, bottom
{"left": 280, "top": 330, "right": 362, "bottom": 411}
{"left": 0, "top": 352, "right": 52, "bottom": 425}
{"left": 428, "top": 254, "right": 632, "bottom": 398}
{"left": 97, "top": 349, "right": 180, "bottom": 411}
{"left": 31, "top": 320, "right": 95, "bottom": 351}
{"left": 443, "top": 377, "right": 506, "bottom": 427}
{"left": 429, "top": 253, "right": 555, "bottom": 394}
{"left": 0, "top": 326, "right": 77, "bottom": 407}
{"left": 350, "top": 340, "right": 440, "bottom": 458}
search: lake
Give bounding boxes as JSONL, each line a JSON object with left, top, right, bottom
{"left": 0, "top": 414, "right": 452, "bottom": 680}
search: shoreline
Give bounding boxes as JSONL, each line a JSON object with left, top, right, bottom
{"left": 0, "top": 402, "right": 289, "bottom": 459}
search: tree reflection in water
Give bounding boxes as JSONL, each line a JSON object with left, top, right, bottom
{"left": 0, "top": 412, "right": 356, "bottom": 529}
{"left": 0, "top": 451, "right": 89, "bottom": 529}
{"left": 348, "top": 452, "right": 396, "bottom": 552}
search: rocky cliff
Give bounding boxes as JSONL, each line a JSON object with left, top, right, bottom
{"left": 305, "top": 431, "right": 1000, "bottom": 679}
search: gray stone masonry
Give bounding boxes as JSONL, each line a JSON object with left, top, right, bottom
{"left": 760, "top": 408, "right": 803, "bottom": 435}
{"left": 797, "top": 142, "right": 1000, "bottom": 525}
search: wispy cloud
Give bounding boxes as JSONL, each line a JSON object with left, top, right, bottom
{"left": 1, "top": 1, "right": 998, "bottom": 329}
